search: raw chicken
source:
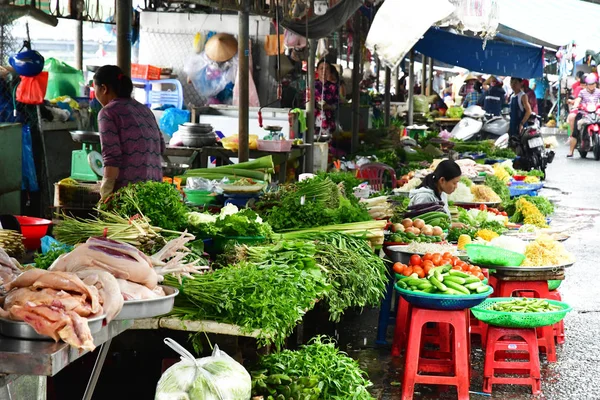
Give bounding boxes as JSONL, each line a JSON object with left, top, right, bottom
{"left": 0, "top": 247, "right": 22, "bottom": 292}
{"left": 9, "top": 302, "right": 95, "bottom": 352}
{"left": 6, "top": 269, "right": 101, "bottom": 314}
{"left": 77, "top": 270, "right": 124, "bottom": 322}
{"left": 4, "top": 287, "right": 96, "bottom": 317}
{"left": 117, "top": 279, "right": 165, "bottom": 301}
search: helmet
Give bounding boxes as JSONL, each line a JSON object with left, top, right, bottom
{"left": 9, "top": 49, "right": 45, "bottom": 77}
{"left": 585, "top": 74, "right": 598, "bottom": 85}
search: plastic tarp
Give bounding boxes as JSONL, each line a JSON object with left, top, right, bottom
{"left": 414, "top": 28, "right": 544, "bottom": 78}
{"left": 282, "top": 0, "right": 363, "bottom": 39}
{"left": 365, "top": 0, "right": 455, "bottom": 69}
{"left": 498, "top": 0, "right": 600, "bottom": 59}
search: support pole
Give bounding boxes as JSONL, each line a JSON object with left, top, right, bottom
{"left": 375, "top": 56, "right": 380, "bottom": 92}
{"left": 116, "top": 0, "right": 132, "bottom": 75}
{"left": 427, "top": 57, "right": 434, "bottom": 95}
{"left": 237, "top": 0, "right": 250, "bottom": 162}
{"left": 384, "top": 67, "right": 391, "bottom": 127}
{"left": 421, "top": 55, "right": 427, "bottom": 95}
{"left": 305, "top": 39, "right": 316, "bottom": 173}
{"left": 408, "top": 50, "right": 415, "bottom": 126}
{"left": 75, "top": 20, "right": 83, "bottom": 71}
{"left": 351, "top": 12, "right": 361, "bottom": 154}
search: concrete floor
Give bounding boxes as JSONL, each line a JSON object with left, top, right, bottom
{"left": 351, "top": 138, "right": 600, "bottom": 400}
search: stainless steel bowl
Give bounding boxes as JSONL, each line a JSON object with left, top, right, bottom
{"left": 114, "top": 285, "right": 179, "bottom": 321}
{"left": 0, "top": 314, "right": 106, "bottom": 341}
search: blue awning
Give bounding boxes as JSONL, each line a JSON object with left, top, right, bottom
{"left": 414, "top": 28, "right": 544, "bottom": 78}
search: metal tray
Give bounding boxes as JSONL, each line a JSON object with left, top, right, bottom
{"left": 0, "top": 314, "right": 105, "bottom": 341}
{"left": 114, "top": 285, "right": 178, "bottom": 321}
{"left": 70, "top": 131, "right": 100, "bottom": 144}
{"left": 386, "top": 245, "right": 469, "bottom": 264}
{"left": 478, "top": 262, "right": 574, "bottom": 272}
{"left": 503, "top": 232, "right": 569, "bottom": 242}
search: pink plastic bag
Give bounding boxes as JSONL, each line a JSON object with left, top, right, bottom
{"left": 233, "top": 39, "right": 260, "bottom": 107}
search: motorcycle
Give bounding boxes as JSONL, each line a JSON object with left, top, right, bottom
{"left": 451, "top": 105, "right": 510, "bottom": 142}
{"left": 574, "top": 103, "right": 600, "bottom": 160}
{"left": 510, "top": 114, "right": 555, "bottom": 179}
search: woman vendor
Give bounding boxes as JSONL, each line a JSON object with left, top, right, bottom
{"left": 408, "top": 160, "right": 465, "bottom": 228}
{"left": 314, "top": 59, "right": 339, "bottom": 138}
{"left": 94, "top": 65, "right": 166, "bottom": 200}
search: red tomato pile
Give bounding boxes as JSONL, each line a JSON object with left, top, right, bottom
{"left": 481, "top": 204, "right": 507, "bottom": 216}
{"left": 393, "top": 252, "right": 485, "bottom": 280}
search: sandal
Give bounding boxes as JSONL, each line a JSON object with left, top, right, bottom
{"left": 567, "top": 154, "right": 574, "bottom": 158}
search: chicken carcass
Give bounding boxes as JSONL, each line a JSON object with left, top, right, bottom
{"left": 117, "top": 279, "right": 165, "bottom": 301}
{"left": 4, "top": 287, "right": 96, "bottom": 317}
{"left": 77, "top": 270, "right": 124, "bottom": 322}
{"left": 6, "top": 269, "right": 101, "bottom": 314}
{"left": 9, "top": 302, "right": 95, "bottom": 351}
{"left": 0, "top": 247, "right": 22, "bottom": 292}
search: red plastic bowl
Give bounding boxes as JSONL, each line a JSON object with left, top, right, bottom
{"left": 15, "top": 216, "right": 52, "bottom": 251}
{"left": 513, "top": 175, "right": 526, "bottom": 181}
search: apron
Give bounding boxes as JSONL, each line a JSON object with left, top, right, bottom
{"left": 509, "top": 92, "right": 525, "bottom": 137}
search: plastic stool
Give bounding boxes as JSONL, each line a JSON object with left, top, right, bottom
{"left": 547, "top": 290, "right": 565, "bottom": 344}
{"left": 470, "top": 311, "right": 487, "bottom": 345}
{"left": 356, "top": 162, "right": 397, "bottom": 191}
{"left": 401, "top": 307, "right": 471, "bottom": 400}
{"left": 392, "top": 297, "right": 412, "bottom": 357}
{"left": 493, "top": 280, "right": 557, "bottom": 362}
{"left": 483, "top": 326, "right": 541, "bottom": 395}
{"left": 376, "top": 262, "right": 397, "bottom": 345}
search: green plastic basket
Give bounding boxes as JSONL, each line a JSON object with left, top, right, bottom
{"left": 548, "top": 280, "right": 562, "bottom": 291}
{"left": 184, "top": 189, "right": 217, "bottom": 206}
{"left": 465, "top": 244, "right": 525, "bottom": 267}
{"left": 471, "top": 298, "right": 572, "bottom": 328}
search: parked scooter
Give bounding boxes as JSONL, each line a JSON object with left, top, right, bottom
{"left": 510, "top": 114, "right": 555, "bottom": 179}
{"left": 574, "top": 103, "right": 600, "bottom": 160}
{"left": 451, "top": 105, "right": 510, "bottom": 142}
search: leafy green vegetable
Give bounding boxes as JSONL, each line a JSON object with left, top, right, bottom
{"left": 215, "top": 209, "right": 272, "bottom": 238}
{"left": 316, "top": 171, "right": 362, "bottom": 200}
{"left": 446, "top": 226, "right": 478, "bottom": 242}
{"left": 165, "top": 257, "right": 328, "bottom": 349}
{"left": 479, "top": 220, "right": 508, "bottom": 234}
{"left": 505, "top": 195, "right": 554, "bottom": 218}
{"left": 34, "top": 246, "right": 70, "bottom": 269}
{"left": 251, "top": 336, "right": 374, "bottom": 400}
{"left": 485, "top": 174, "right": 510, "bottom": 206}
{"left": 101, "top": 181, "right": 189, "bottom": 231}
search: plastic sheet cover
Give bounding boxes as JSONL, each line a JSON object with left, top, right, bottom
{"left": 282, "top": 0, "right": 362, "bottom": 39}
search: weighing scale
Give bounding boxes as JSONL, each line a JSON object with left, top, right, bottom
{"left": 69, "top": 131, "right": 103, "bottom": 182}
{"left": 263, "top": 125, "right": 283, "bottom": 139}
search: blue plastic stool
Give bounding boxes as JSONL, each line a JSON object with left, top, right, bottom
{"left": 376, "top": 262, "right": 398, "bottom": 345}
{"left": 133, "top": 78, "right": 183, "bottom": 109}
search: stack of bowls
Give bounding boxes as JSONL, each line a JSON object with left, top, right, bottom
{"left": 177, "top": 123, "right": 217, "bottom": 147}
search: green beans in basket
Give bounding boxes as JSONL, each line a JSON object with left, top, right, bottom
{"left": 490, "top": 298, "right": 561, "bottom": 313}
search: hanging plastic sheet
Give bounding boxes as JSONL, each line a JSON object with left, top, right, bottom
{"left": 184, "top": 52, "right": 238, "bottom": 102}
{"left": 282, "top": 0, "right": 363, "bottom": 39}
{"left": 21, "top": 125, "right": 39, "bottom": 192}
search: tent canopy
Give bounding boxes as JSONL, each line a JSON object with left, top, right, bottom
{"left": 414, "top": 28, "right": 544, "bottom": 78}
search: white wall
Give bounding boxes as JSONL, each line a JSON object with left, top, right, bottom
{"left": 139, "top": 11, "right": 275, "bottom": 107}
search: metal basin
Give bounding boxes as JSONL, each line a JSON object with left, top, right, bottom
{"left": 70, "top": 131, "right": 101, "bottom": 144}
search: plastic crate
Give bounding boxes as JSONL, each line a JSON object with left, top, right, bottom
{"left": 131, "top": 64, "right": 161, "bottom": 80}
{"left": 257, "top": 139, "right": 293, "bottom": 152}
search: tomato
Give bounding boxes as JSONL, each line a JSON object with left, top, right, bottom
{"left": 452, "top": 265, "right": 461, "bottom": 270}
{"left": 451, "top": 258, "right": 461, "bottom": 266}
{"left": 501, "top": 211, "right": 508, "bottom": 216}
{"left": 442, "top": 252, "right": 453, "bottom": 260}
{"left": 403, "top": 267, "right": 414, "bottom": 277}
{"left": 423, "top": 253, "right": 434, "bottom": 262}
{"left": 462, "top": 263, "right": 471, "bottom": 272}
{"left": 480, "top": 204, "right": 487, "bottom": 211}
{"left": 423, "top": 264, "right": 433, "bottom": 275}
{"left": 441, "top": 258, "right": 453, "bottom": 266}
{"left": 413, "top": 267, "right": 425, "bottom": 279}
{"left": 393, "top": 262, "right": 405, "bottom": 274}
{"left": 431, "top": 254, "right": 442, "bottom": 266}
{"left": 410, "top": 255, "right": 422, "bottom": 266}
{"left": 477, "top": 272, "right": 485, "bottom": 280}
{"left": 469, "top": 265, "right": 480, "bottom": 274}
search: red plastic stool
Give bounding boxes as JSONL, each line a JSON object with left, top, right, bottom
{"left": 483, "top": 326, "right": 541, "bottom": 395}
{"left": 470, "top": 311, "right": 487, "bottom": 345}
{"left": 392, "top": 299, "right": 452, "bottom": 357}
{"left": 548, "top": 289, "right": 565, "bottom": 344}
{"left": 401, "top": 307, "right": 471, "bottom": 400}
{"left": 494, "top": 280, "right": 557, "bottom": 362}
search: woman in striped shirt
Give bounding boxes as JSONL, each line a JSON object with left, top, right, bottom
{"left": 94, "top": 65, "right": 165, "bottom": 200}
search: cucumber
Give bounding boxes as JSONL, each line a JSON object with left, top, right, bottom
{"left": 444, "top": 276, "right": 466, "bottom": 285}
{"left": 434, "top": 270, "right": 444, "bottom": 282}
{"left": 406, "top": 279, "right": 425, "bottom": 287}
{"left": 430, "top": 276, "right": 448, "bottom": 292}
{"left": 464, "top": 276, "right": 481, "bottom": 284}
{"left": 465, "top": 281, "right": 483, "bottom": 291}
{"left": 418, "top": 282, "right": 434, "bottom": 290}
{"left": 476, "top": 285, "right": 490, "bottom": 293}
{"left": 397, "top": 281, "right": 407, "bottom": 289}
{"left": 449, "top": 270, "right": 471, "bottom": 278}
{"left": 444, "top": 281, "right": 470, "bottom": 295}
{"left": 422, "top": 286, "right": 437, "bottom": 293}
{"left": 399, "top": 274, "right": 419, "bottom": 282}
{"left": 444, "top": 288, "right": 461, "bottom": 295}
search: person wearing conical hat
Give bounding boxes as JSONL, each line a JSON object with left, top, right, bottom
{"left": 459, "top": 73, "right": 478, "bottom": 98}
{"left": 204, "top": 33, "right": 238, "bottom": 63}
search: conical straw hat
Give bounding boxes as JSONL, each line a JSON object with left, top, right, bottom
{"left": 205, "top": 33, "right": 238, "bottom": 62}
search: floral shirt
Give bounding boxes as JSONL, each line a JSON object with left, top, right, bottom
{"left": 314, "top": 80, "right": 339, "bottom": 136}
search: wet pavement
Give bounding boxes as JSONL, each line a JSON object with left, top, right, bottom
{"left": 347, "top": 138, "right": 600, "bottom": 400}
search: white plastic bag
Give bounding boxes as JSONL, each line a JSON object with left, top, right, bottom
{"left": 155, "top": 338, "right": 251, "bottom": 400}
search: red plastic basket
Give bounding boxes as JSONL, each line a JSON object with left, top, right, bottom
{"left": 131, "top": 64, "right": 161, "bottom": 80}
{"left": 15, "top": 216, "right": 52, "bottom": 251}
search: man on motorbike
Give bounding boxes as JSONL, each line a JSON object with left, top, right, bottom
{"left": 480, "top": 76, "right": 506, "bottom": 116}
{"left": 509, "top": 77, "right": 533, "bottom": 139}
{"left": 567, "top": 74, "right": 600, "bottom": 158}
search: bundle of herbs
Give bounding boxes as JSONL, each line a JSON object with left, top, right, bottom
{"left": 262, "top": 233, "right": 387, "bottom": 322}
{"left": 187, "top": 205, "right": 273, "bottom": 239}
{"left": 164, "top": 256, "right": 328, "bottom": 349}
{"left": 251, "top": 336, "right": 373, "bottom": 400}
{"left": 485, "top": 174, "right": 511, "bottom": 207}
{"left": 258, "top": 177, "right": 371, "bottom": 232}
{"left": 100, "top": 181, "right": 189, "bottom": 232}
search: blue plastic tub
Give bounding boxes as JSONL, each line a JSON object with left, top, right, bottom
{"left": 394, "top": 284, "right": 493, "bottom": 310}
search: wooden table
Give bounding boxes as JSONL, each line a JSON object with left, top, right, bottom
{"left": 199, "top": 144, "right": 312, "bottom": 183}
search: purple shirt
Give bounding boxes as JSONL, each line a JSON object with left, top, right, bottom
{"left": 578, "top": 88, "right": 600, "bottom": 106}
{"left": 98, "top": 98, "right": 165, "bottom": 189}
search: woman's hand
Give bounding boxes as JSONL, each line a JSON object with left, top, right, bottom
{"left": 451, "top": 222, "right": 467, "bottom": 229}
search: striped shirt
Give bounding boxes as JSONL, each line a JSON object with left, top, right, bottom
{"left": 578, "top": 88, "right": 600, "bottom": 106}
{"left": 98, "top": 98, "right": 165, "bottom": 189}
